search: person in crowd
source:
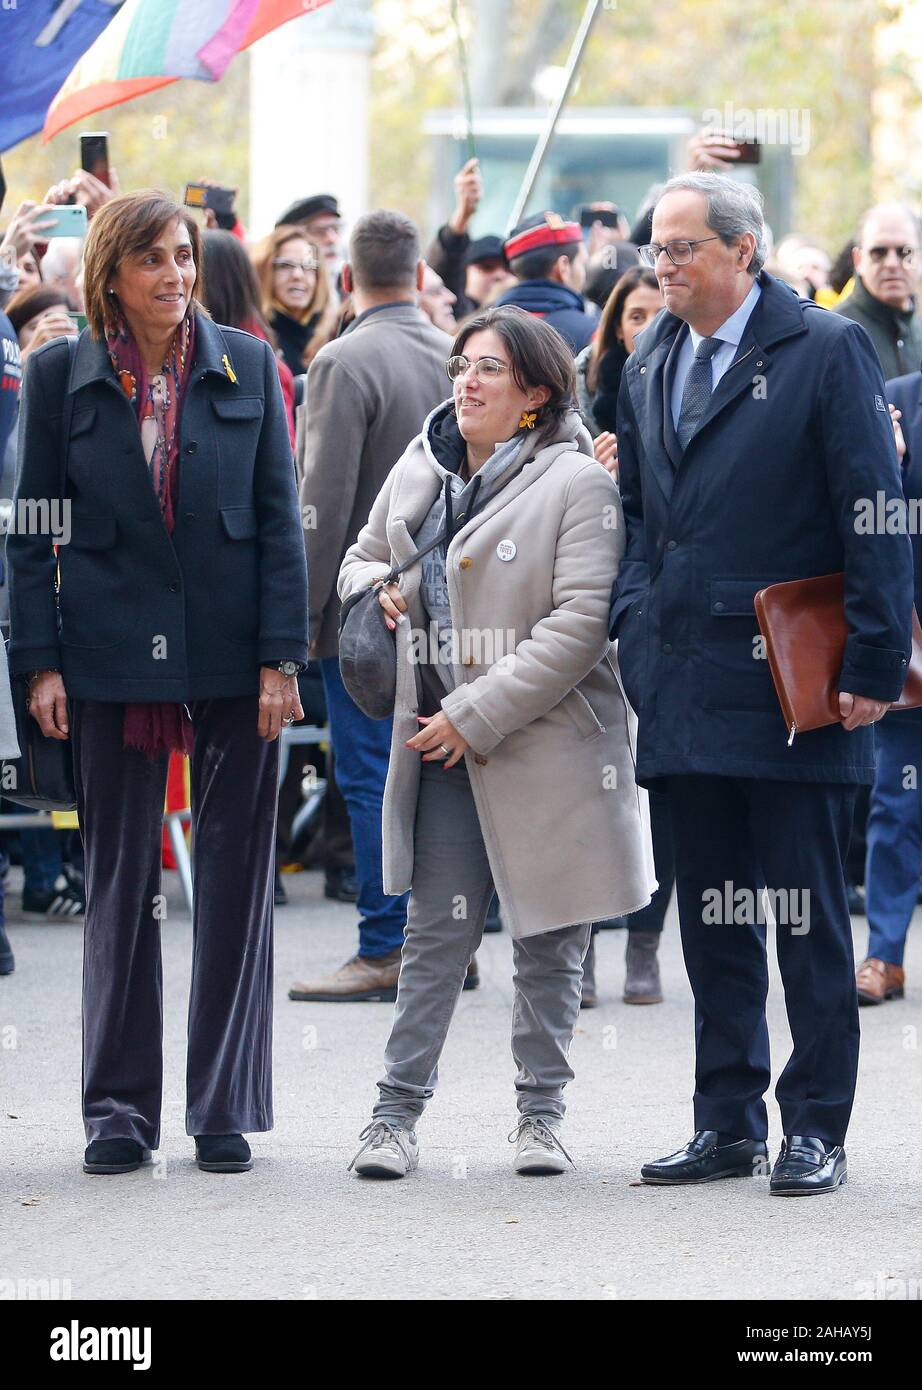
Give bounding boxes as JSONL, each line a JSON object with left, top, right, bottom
{"left": 575, "top": 266, "right": 663, "bottom": 439}
{"left": 0, "top": 201, "right": 60, "bottom": 305}
{"left": 425, "top": 158, "right": 512, "bottom": 318}
{"left": 274, "top": 193, "right": 345, "bottom": 286}
{"left": 497, "top": 212, "right": 594, "bottom": 354}
{"left": 835, "top": 205, "right": 922, "bottom": 914}
{"left": 200, "top": 229, "right": 296, "bottom": 446}
{"left": 37, "top": 239, "right": 83, "bottom": 313}
{"left": 420, "top": 263, "right": 458, "bottom": 336}
{"left": 856, "top": 366, "right": 922, "bottom": 1004}
{"left": 614, "top": 172, "right": 914, "bottom": 1196}
{"left": 7, "top": 190, "right": 308, "bottom": 1178}
{"left": 4, "top": 286, "right": 75, "bottom": 361}
{"left": 289, "top": 210, "right": 454, "bottom": 1005}
{"left": 251, "top": 224, "right": 337, "bottom": 379}
{"left": 582, "top": 242, "right": 642, "bottom": 314}
{"left": 836, "top": 204, "right": 922, "bottom": 380}
{"left": 341, "top": 305, "right": 655, "bottom": 1179}
{"left": 0, "top": 287, "right": 85, "bottom": 929}
{"left": 0, "top": 294, "right": 22, "bottom": 974}
{"left": 772, "top": 234, "right": 832, "bottom": 300}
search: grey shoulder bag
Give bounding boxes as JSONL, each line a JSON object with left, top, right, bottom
{"left": 338, "top": 474, "right": 481, "bottom": 720}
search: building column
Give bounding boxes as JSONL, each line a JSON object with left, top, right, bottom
{"left": 248, "top": 0, "right": 374, "bottom": 238}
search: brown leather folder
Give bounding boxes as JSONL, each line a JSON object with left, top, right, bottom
{"left": 754, "top": 572, "right": 922, "bottom": 744}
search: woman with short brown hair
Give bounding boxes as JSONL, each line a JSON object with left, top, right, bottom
{"left": 7, "top": 190, "right": 309, "bottom": 1178}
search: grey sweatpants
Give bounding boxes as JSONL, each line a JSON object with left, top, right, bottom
{"left": 373, "top": 758, "right": 590, "bottom": 1127}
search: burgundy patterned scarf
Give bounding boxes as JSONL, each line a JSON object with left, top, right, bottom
{"left": 106, "top": 312, "right": 196, "bottom": 758}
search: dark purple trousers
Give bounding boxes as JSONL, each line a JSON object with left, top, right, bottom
{"left": 71, "top": 697, "right": 279, "bottom": 1148}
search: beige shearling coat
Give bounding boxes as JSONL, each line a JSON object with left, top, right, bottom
{"left": 338, "top": 405, "right": 656, "bottom": 938}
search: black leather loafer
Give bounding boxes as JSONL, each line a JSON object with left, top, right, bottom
{"left": 194, "top": 1133, "right": 253, "bottom": 1172}
{"left": 641, "top": 1130, "right": 768, "bottom": 1184}
{"left": 83, "top": 1139, "right": 153, "bottom": 1174}
{"left": 770, "top": 1136, "right": 847, "bottom": 1196}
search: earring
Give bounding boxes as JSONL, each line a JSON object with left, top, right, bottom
{"left": 519, "top": 409, "right": 538, "bottom": 430}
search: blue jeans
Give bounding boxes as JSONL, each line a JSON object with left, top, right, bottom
{"left": 864, "top": 714, "right": 922, "bottom": 967}
{"left": 320, "top": 658, "right": 408, "bottom": 958}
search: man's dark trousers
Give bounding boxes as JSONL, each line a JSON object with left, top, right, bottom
{"left": 72, "top": 696, "right": 279, "bottom": 1150}
{"left": 666, "top": 774, "right": 859, "bottom": 1146}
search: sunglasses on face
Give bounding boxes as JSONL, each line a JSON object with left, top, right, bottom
{"left": 273, "top": 259, "right": 317, "bottom": 274}
{"left": 866, "top": 245, "right": 916, "bottom": 265}
{"left": 446, "top": 355, "right": 509, "bottom": 382}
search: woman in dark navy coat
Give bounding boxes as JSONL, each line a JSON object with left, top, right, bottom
{"left": 7, "top": 192, "right": 309, "bottom": 1176}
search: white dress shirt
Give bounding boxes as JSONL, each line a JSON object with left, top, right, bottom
{"left": 670, "top": 279, "right": 762, "bottom": 430}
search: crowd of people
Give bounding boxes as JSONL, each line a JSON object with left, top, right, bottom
{"left": 0, "top": 123, "right": 920, "bottom": 1189}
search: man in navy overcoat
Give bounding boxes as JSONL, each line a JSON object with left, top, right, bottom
{"left": 612, "top": 173, "right": 914, "bottom": 1195}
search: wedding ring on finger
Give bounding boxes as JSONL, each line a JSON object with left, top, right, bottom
{"left": 439, "top": 743, "right": 451, "bottom": 757}
{"left": 283, "top": 714, "right": 295, "bottom": 725}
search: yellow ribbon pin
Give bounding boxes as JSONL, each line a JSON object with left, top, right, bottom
{"left": 222, "top": 353, "right": 237, "bottom": 384}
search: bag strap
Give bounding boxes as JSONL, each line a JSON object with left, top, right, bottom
{"left": 382, "top": 473, "right": 484, "bottom": 585}
{"left": 59, "top": 335, "right": 78, "bottom": 501}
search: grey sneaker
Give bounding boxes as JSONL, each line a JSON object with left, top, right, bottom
{"left": 348, "top": 1121, "right": 419, "bottom": 1178}
{"left": 624, "top": 930, "right": 663, "bottom": 1004}
{"left": 509, "top": 1117, "right": 574, "bottom": 1175}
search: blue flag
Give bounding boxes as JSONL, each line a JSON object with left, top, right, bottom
{"left": 0, "top": 1, "right": 124, "bottom": 153}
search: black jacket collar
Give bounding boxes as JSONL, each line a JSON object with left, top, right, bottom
{"left": 846, "top": 275, "right": 917, "bottom": 332}
{"left": 68, "top": 309, "right": 237, "bottom": 393}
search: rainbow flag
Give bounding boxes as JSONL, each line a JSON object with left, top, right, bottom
{"left": 43, "top": 0, "right": 332, "bottom": 142}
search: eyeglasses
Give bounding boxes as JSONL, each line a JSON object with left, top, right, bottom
{"left": 866, "top": 245, "right": 916, "bottom": 265}
{"left": 638, "top": 237, "right": 721, "bottom": 267}
{"left": 272, "top": 258, "right": 318, "bottom": 274}
{"left": 446, "top": 355, "right": 509, "bottom": 382}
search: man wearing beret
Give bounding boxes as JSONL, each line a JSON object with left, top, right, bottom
{"left": 276, "top": 193, "right": 345, "bottom": 287}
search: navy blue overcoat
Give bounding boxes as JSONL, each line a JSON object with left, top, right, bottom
{"left": 7, "top": 311, "right": 309, "bottom": 702}
{"left": 611, "top": 272, "right": 914, "bottom": 786}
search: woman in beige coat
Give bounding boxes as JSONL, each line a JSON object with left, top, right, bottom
{"left": 340, "top": 306, "right": 655, "bottom": 1179}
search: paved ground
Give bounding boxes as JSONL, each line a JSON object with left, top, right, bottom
{"left": 1, "top": 866, "right": 921, "bottom": 1302}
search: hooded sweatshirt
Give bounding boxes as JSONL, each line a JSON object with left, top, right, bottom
{"left": 413, "top": 400, "right": 527, "bottom": 700}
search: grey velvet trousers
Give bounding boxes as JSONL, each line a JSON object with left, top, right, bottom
{"left": 71, "top": 697, "right": 279, "bottom": 1149}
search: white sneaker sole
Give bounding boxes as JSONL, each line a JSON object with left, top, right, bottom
{"left": 352, "top": 1153, "right": 418, "bottom": 1179}
{"left": 513, "top": 1151, "right": 570, "bottom": 1175}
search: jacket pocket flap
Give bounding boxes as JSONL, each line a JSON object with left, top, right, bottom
{"left": 709, "top": 578, "right": 782, "bottom": 617}
{"left": 68, "top": 513, "right": 116, "bottom": 549}
{"left": 212, "top": 397, "right": 264, "bottom": 421}
{"left": 220, "top": 506, "right": 258, "bottom": 540}
{"left": 69, "top": 407, "right": 97, "bottom": 438}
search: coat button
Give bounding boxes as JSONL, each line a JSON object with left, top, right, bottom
{"left": 473, "top": 753, "right": 488, "bottom": 766}
{"left": 666, "top": 540, "right": 677, "bottom": 551}
{"left": 639, "top": 366, "right": 646, "bottom": 374}
{"left": 756, "top": 360, "right": 763, "bottom": 368}
{"left": 169, "top": 581, "right": 180, "bottom": 593}
{"left": 184, "top": 512, "right": 195, "bottom": 523}
{"left": 459, "top": 557, "right": 473, "bottom": 570}
{"left": 186, "top": 441, "right": 198, "bottom": 454}
{"left": 662, "top": 642, "right": 673, "bottom": 654}
{"left": 714, "top": 601, "right": 725, "bottom": 612}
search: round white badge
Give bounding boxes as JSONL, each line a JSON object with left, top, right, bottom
{"left": 496, "top": 539, "right": 517, "bottom": 562}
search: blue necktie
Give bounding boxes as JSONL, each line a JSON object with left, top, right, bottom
{"left": 677, "top": 335, "right": 720, "bottom": 450}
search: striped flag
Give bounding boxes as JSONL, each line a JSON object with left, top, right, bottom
{"left": 43, "top": 0, "right": 332, "bottom": 142}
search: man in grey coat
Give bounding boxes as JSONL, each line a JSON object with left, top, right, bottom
{"left": 290, "top": 210, "right": 453, "bottom": 1003}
